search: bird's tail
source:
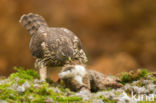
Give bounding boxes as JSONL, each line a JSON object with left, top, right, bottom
{"left": 19, "top": 13, "right": 48, "bottom": 36}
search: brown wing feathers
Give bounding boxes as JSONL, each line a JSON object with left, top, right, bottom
{"left": 19, "top": 13, "right": 48, "bottom": 35}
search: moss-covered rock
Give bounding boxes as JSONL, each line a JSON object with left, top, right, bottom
{"left": 120, "top": 69, "right": 148, "bottom": 85}
{"left": 0, "top": 67, "right": 82, "bottom": 103}
{"left": 0, "top": 67, "right": 155, "bottom": 103}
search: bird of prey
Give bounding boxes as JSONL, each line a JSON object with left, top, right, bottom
{"left": 19, "top": 13, "right": 88, "bottom": 81}
{"left": 59, "top": 65, "right": 123, "bottom": 92}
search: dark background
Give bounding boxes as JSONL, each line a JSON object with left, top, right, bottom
{"left": 0, "top": 0, "right": 156, "bottom": 80}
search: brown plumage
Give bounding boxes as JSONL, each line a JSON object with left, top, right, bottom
{"left": 19, "top": 13, "right": 88, "bottom": 81}
{"left": 19, "top": 13, "right": 48, "bottom": 36}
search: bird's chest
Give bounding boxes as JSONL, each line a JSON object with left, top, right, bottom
{"left": 42, "top": 53, "right": 66, "bottom": 66}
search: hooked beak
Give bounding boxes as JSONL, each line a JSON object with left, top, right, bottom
{"left": 68, "top": 57, "right": 72, "bottom": 62}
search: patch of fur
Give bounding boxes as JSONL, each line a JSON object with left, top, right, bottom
{"left": 59, "top": 65, "right": 86, "bottom": 79}
{"left": 59, "top": 65, "right": 90, "bottom": 92}
{"left": 59, "top": 65, "right": 123, "bottom": 92}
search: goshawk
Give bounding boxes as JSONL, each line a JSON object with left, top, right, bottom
{"left": 19, "top": 13, "right": 88, "bottom": 81}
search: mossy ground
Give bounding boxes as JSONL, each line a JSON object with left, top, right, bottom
{"left": 0, "top": 67, "right": 155, "bottom": 103}
{"left": 120, "top": 69, "right": 148, "bottom": 85}
{"left": 0, "top": 67, "right": 82, "bottom": 103}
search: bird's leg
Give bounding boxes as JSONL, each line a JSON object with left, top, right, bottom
{"left": 35, "top": 59, "right": 47, "bottom": 81}
{"left": 39, "top": 65, "right": 47, "bottom": 81}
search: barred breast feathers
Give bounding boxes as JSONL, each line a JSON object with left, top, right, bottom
{"left": 19, "top": 13, "right": 48, "bottom": 36}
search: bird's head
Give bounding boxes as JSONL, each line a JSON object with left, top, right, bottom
{"left": 57, "top": 46, "right": 74, "bottom": 63}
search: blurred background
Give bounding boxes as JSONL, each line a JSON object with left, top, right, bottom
{"left": 0, "top": 0, "right": 156, "bottom": 80}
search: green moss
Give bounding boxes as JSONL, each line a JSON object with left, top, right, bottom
{"left": 120, "top": 69, "right": 148, "bottom": 84}
{"left": 98, "top": 96, "right": 116, "bottom": 103}
{"left": 9, "top": 67, "right": 39, "bottom": 80}
{"left": 120, "top": 73, "right": 133, "bottom": 84}
{"left": 0, "top": 87, "right": 18, "bottom": 100}
{"left": 17, "top": 79, "right": 26, "bottom": 85}
{"left": 138, "top": 97, "right": 156, "bottom": 103}
{"left": 46, "top": 78, "right": 54, "bottom": 84}
{"left": 55, "top": 96, "right": 82, "bottom": 102}
{"left": 138, "top": 69, "right": 148, "bottom": 78}
{"left": 115, "top": 91, "right": 122, "bottom": 96}
{"left": 149, "top": 77, "right": 156, "bottom": 84}
{"left": 0, "top": 67, "right": 155, "bottom": 103}
{"left": 0, "top": 67, "right": 84, "bottom": 103}
{"left": 138, "top": 101, "right": 155, "bottom": 103}
{"left": 101, "top": 87, "right": 113, "bottom": 92}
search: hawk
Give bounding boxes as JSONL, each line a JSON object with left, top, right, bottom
{"left": 19, "top": 13, "right": 88, "bottom": 81}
